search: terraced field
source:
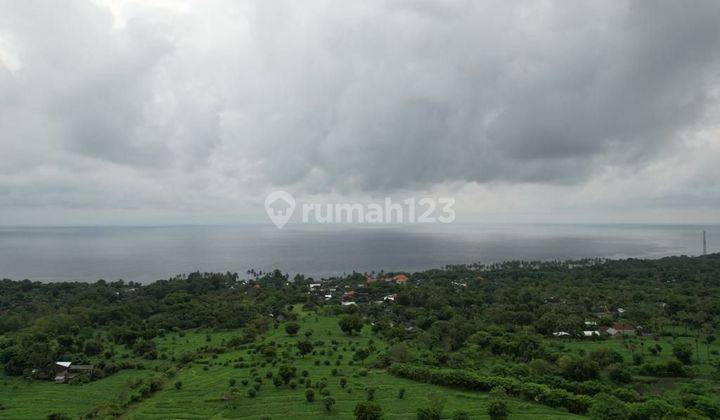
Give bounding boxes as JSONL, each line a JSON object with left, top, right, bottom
{"left": 1, "top": 310, "right": 585, "bottom": 419}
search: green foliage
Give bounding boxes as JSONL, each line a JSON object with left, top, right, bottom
{"left": 588, "top": 393, "right": 629, "bottom": 420}
{"left": 323, "top": 395, "right": 336, "bottom": 412}
{"left": 339, "top": 315, "right": 364, "bottom": 336}
{"left": 487, "top": 399, "right": 509, "bottom": 420}
{"left": 305, "top": 388, "right": 315, "bottom": 402}
{"left": 353, "top": 401, "right": 383, "bottom": 420}
{"left": 285, "top": 322, "right": 300, "bottom": 336}
{"left": 389, "top": 364, "right": 593, "bottom": 414}
{"left": 452, "top": 411, "right": 470, "bottom": 420}
{"left": 673, "top": 342, "right": 693, "bottom": 365}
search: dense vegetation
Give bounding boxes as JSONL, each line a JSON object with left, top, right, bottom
{"left": 2, "top": 253, "right": 720, "bottom": 419}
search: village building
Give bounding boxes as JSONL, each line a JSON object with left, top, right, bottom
{"left": 53, "top": 361, "right": 94, "bottom": 383}
{"left": 391, "top": 274, "right": 409, "bottom": 283}
{"left": 603, "top": 323, "right": 636, "bottom": 336}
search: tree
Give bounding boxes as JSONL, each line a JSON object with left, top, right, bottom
{"left": 673, "top": 342, "right": 693, "bottom": 365}
{"left": 354, "top": 401, "right": 383, "bottom": 420}
{"left": 487, "top": 400, "right": 509, "bottom": 420}
{"left": 354, "top": 348, "right": 371, "bottom": 365}
{"left": 297, "top": 340, "right": 313, "bottom": 357}
{"left": 305, "top": 388, "right": 315, "bottom": 402}
{"left": 323, "top": 395, "right": 336, "bottom": 412}
{"left": 608, "top": 364, "right": 632, "bottom": 384}
{"left": 339, "top": 315, "right": 364, "bottom": 336}
{"left": 588, "top": 394, "right": 629, "bottom": 420}
{"left": 285, "top": 322, "right": 300, "bottom": 336}
{"left": 278, "top": 364, "right": 296, "bottom": 384}
{"left": 558, "top": 355, "right": 600, "bottom": 381}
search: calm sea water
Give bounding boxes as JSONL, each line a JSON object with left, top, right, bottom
{"left": 0, "top": 224, "right": 715, "bottom": 283}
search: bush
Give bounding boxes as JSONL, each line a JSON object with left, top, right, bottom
{"left": 174, "top": 381, "right": 182, "bottom": 390}
{"left": 487, "top": 400, "right": 509, "bottom": 420}
{"left": 452, "top": 411, "right": 469, "bottom": 420}
{"left": 323, "top": 395, "right": 336, "bottom": 412}
{"left": 305, "top": 388, "right": 315, "bottom": 402}
{"left": 608, "top": 365, "right": 632, "bottom": 384}
{"left": 417, "top": 407, "right": 441, "bottom": 420}
{"left": 588, "top": 393, "right": 629, "bottom": 420}
{"left": 354, "top": 401, "right": 383, "bottom": 420}
{"left": 389, "top": 364, "right": 592, "bottom": 414}
{"left": 285, "top": 322, "right": 300, "bottom": 336}
{"left": 247, "top": 388, "right": 256, "bottom": 398}
{"left": 398, "top": 388, "right": 405, "bottom": 399}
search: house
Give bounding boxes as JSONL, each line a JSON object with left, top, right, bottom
{"left": 604, "top": 323, "right": 635, "bottom": 336}
{"left": 583, "top": 330, "right": 600, "bottom": 337}
{"left": 341, "top": 290, "right": 356, "bottom": 306}
{"left": 53, "top": 362, "right": 94, "bottom": 383}
{"left": 383, "top": 294, "right": 396, "bottom": 302}
{"left": 391, "top": 274, "right": 409, "bottom": 284}
{"left": 553, "top": 331, "right": 571, "bottom": 337}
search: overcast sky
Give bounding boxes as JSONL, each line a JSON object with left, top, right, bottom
{"left": 1, "top": 0, "right": 719, "bottom": 226}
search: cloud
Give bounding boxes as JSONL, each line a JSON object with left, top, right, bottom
{"left": 0, "top": 0, "right": 719, "bottom": 224}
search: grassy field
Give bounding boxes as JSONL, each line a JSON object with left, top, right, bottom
{"left": 0, "top": 370, "right": 156, "bottom": 419}
{"left": 1, "top": 309, "right": 585, "bottom": 419}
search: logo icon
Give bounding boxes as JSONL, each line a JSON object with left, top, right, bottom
{"left": 265, "top": 191, "right": 295, "bottom": 229}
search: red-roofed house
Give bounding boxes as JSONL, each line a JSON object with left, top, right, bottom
{"left": 392, "top": 274, "right": 409, "bottom": 283}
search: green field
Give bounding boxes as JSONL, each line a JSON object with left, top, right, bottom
{"left": 1, "top": 309, "right": 583, "bottom": 419}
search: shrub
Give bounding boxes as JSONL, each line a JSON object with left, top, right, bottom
{"left": 323, "top": 395, "right": 336, "bottom": 412}
{"left": 389, "top": 364, "right": 592, "bottom": 414}
{"left": 588, "top": 393, "right": 629, "bottom": 420}
{"left": 417, "top": 407, "right": 441, "bottom": 419}
{"left": 247, "top": 388, "right": 256, "bottom": 398}
{"left": 285, "top": 322, "right": 300, "bottom": 336}
{"left": 398, "top": 388, "right": 405, "bottom": 399}
{"left": 305, "top": 388, "right": 315, "bottom": 402}
{"left": 487, "top": 400, "right": 509, "bottom": 420}
{"left": 452, "top": 411, "right": 470, "bottom": 420}
{"left": 354, "top": 401, "right": 383, "bottom": 420}
{"left": 672, "top": 342, "right": 693, "bottom": 365}
{"left": 174, "top": 381, "right": 182, "bottom": 390}
{"left": 608, "top": 365, "right": 632, "bottom": 384}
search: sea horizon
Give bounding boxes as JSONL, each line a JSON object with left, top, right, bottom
{"left": 1, "top": 222, "right": 715, "bottom": 284}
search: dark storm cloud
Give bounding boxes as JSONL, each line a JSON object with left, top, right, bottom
{"left": 0, "top": 0, "right": 719, "bottom": 223}
{"left": 228, "top": 0, "right": 720, "bottom": 191}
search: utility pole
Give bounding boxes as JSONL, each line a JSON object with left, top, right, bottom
{"left": 703, "top": 230, "right": 707, "bottom": 255}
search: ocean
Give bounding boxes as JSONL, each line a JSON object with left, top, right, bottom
{"left": 0, "top": 223, "right": 715, "bottom": 283}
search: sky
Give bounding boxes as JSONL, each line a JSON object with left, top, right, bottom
{"left": 0, "top": 0, "right": 719, "bottom": 226}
